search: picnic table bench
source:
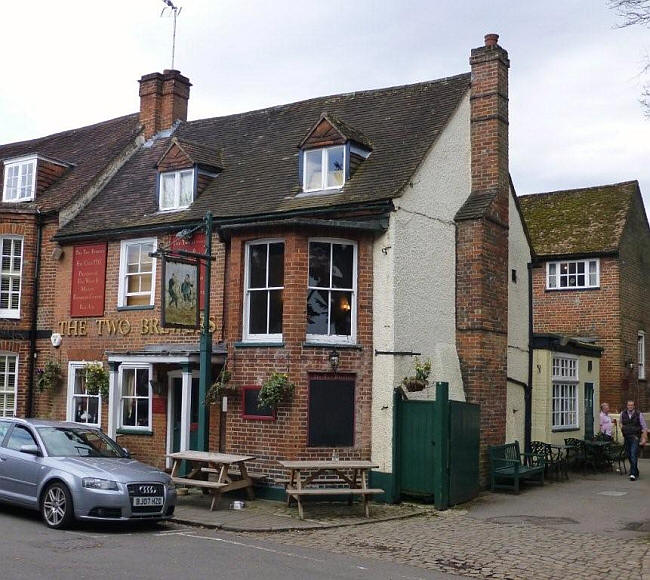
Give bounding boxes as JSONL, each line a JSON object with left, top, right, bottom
{"left": 277, "top": 460, "right": 383, "bottom": 519}
{"left": 489, "top": 441, "right": 545, "bottom": 493}
{"left": 167, "top": 451, "right": 256, "bottom": 511}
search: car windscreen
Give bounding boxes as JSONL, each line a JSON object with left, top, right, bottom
{"left": 37, "top": 427, "right": 124, "bottom": 458}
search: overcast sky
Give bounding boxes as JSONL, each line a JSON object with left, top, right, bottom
{"left": 2, "top": 0, "right": 650, "bottom": 208}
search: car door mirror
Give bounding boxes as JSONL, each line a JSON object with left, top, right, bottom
{"left": 19, "top": 444, "right": 40, "bottom": 456}
{"left": 122, "top": 447, "right": 131, "bottom": 458}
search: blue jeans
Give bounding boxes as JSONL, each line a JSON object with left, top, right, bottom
{"left": 624, "top": 435, "right": 640, "bottom": 477}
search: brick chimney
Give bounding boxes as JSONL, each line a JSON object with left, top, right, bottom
{"left": 139, "top": 69, "right": 191, "bottom": 139}
{"left": 455, "top": 34, "right": 510, "bottom": 480}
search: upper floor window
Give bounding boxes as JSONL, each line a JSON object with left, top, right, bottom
{"left": 307, "top": 239, "right": 356, "bottom": 344}
{"left": 159, "top": 169, "right": 194, "bottom": 211}
{"left": 0, "top": 236, "right": 23, "bottom": 319}
{"left": 2, "top": 156, "right": 36, "bottom": 202}
{"left": 118, "top": 238, "right": 157, "bottom": 308}
{"left": 639, "top": 331, "right": 646, "bottom": 381}
{"left": 546, "top": 258, "right": 599, "bottom": 290}
{"left": 243, "top": 240, "right": 284, "bottom": 341}
{"left": 303, "top": 146, "right": 345, "bottom": 192}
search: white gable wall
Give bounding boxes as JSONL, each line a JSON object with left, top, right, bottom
{"left": 371, "top": 92, "right": 470, "bottom": 472}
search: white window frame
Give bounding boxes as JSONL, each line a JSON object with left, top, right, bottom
{"left": 546, "top": 258, "right": 600, "bottom": 290}
{"left": 2, "top": 155, "right": 36, "bottom": 202}
{"left": 551, "top": 354, "right": 579, "bottom": 430}
{"left": 306, "top": 238, "right": 357, "bottom": 345}
{"left": 0, "top": 353, "right": 18, "bottom": 418}
{"left": 117, "top": 238, "right": 157, "bottom": 308}
{"left": 243, "top": 239, "right": 284, "bottom": 343}
{"left": 302, "top": 145, "right": 346, "bottom": 193}
{"left": 0, "top": 235, "right": 24, "bottom": 319}
{"left": 66, "top": 362, "right": 102, "bottom": 428}
{"left": 118, "top": 364, "right": 153, "bottom": 431}
{"left": 639, "top": 331, "right": 646, "bottom": 381}
{"left": 158, "top": 169, "right": 194, "bottom": 211}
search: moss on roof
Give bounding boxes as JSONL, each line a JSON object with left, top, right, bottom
{"left": 519, "top": 181, "right": 639, "bottom": 257}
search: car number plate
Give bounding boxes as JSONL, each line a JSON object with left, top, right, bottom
{"left": 133, "top": 496, "right": 163, "bottom": 507}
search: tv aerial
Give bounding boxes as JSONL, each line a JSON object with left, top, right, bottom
{"left": 161, "top": 0, "right": 182, "bottom": 70}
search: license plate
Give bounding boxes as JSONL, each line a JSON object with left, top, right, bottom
{"left": 133, "top": 496, "right": 163, "bottom": 507}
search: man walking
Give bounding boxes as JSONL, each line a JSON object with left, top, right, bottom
{"left": 621, "top": 400, "right": 648, "bottom": 481}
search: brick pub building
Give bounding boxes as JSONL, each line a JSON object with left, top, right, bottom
{"left": 1, "top": 35, "right": 531, "bottom": 492}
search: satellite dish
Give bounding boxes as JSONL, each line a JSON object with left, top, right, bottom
{"left": 50, "top": 333, "right": 63, "bottom": 348}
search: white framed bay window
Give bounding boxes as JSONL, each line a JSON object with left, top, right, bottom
{"left": 552, "top": 355, "right": 579, "bottom": 430}
{"left": 307, "top": 239, "right": 357, "bottom": 344}
{"left": 0, "top": 236, "right": 23, "bottom": 318}
{"left": 67, "top": 362, "right": 101, "bottom": 427}
{"left": 118, "top": 365, "right": 152, "bottom": 431}
{"left": 118, "top": 238, "right": 157, "bottom": 308}
{"left": 243, "top": 240, "right": 284, "bottom": 342}
{"left": 546, "top": 258, "right": 599, "bottom": 290}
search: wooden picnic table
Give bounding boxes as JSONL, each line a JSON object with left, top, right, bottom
{"left": 277, "top": 459, "right": 383, "bottom": 519}
{"left": 167, "top": 451, "right": 256, "bottom": 511}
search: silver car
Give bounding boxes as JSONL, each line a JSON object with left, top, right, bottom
{"left": 0, "top": 418, "right": 176, "bottom": 529}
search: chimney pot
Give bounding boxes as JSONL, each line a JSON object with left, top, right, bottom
{"left": 484, "top": 33, "right": 499, "bottom": 47}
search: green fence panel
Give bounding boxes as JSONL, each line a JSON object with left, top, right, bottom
{"left": 448, "top": 400, "right": 480, "bottom": 505}
{"left": 398, "top": 399, "right": 436, "bottom": 497}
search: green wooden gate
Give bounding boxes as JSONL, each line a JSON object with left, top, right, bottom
{"left": 394, "top": 382, "right": 480, "bottom": 509}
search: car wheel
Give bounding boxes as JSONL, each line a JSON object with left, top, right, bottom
{"left": 41, "top": 482, "right": 74, "bottom": 529}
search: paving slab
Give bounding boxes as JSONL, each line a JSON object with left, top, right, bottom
{"left": 171, "top": 491, "right": 429, "bottom": 531}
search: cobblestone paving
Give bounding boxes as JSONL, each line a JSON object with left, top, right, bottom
{"left": 249, "top": 510, "right": 650, "bottom": 579}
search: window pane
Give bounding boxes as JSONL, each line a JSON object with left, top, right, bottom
{"left": 127, "top": 244, "right": 140, "bottom": 265}
{"left": 179, "top": 171, "right": 193, "bottom": 206}
{"left": 161, "top": 174, "right": 175, "bottom": 209}
{"left": 249, "top": 291, "right": 268, "bottom": 334}
{"left": 74, "top": 371, "right": 85, "bottom": 394}
{"left": 136, "top": 399, "right": 149, "bottom": 427}
{"left": 304, "top": 149, "right": 322, "bottom": 190}
{"left": 326, "top": 147, "right": 344, "bottom": 188}
{"left": 126, "top": 293, "right": 150, "bottom": 307}
{"left": 307, "top": 289, "right": 329, "bottom": 335}
{"left": 309, "top": 242, "right": 330, "bottom": 288}
{"left": 267, "top": 243, "right": 284, "bottom": 288}
{"left": 140, "top": 273, "right": 152, "bottom": 292}
{"left": 330, "top": 291, "right": 352, "bottom": 336}
{"left": 122, "top": 400, "right": 135, "bottom": 426}
{"left": 248, "top": 244, "right": 267, "bottom": 289}
{"left": 136, "top": 369, "right": 149, "bottom": 397}
{"left": 332, "top": 244, "right": 353, "bottom": 289}
{"left": 268, "top": 290, "right": 283, "bottom": 334}
{"left": 122, "top": 369, "right": 135, "bottom": 397}
{"left": 127, "top": 274, "right": 142, "bottom": 293}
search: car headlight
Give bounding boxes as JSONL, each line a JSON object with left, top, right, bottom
{"left": 165, "top": 478, "right": 176, "bottom": 491}
{"left": 82, "top": 478, "right": 119, "bottom": 491}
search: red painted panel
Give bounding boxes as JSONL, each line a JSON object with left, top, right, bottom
{"left": 70, "top": 243, "right": 107, "bottom": 317}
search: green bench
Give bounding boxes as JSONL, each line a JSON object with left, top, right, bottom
{"left": 489, "top": 441, "right": 545, "bottom": 493}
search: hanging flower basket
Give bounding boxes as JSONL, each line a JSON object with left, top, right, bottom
{"left": 258, "top": 372, "right": 295, "bottom": 410}
{"left": 36, "top": 360, "right": 63, "bottom": 394}
{"left": 401, "top": 357, "right": 432, "bottom": 393}
{"left": 84, "top": 362, "right": 110, "bottom": 399}
{"left": 205, "top": 369, "right": 233, "bottom": 405}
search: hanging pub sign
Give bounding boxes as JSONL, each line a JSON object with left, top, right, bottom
{"left": 161, "top": 255, "right": 200, "bottom": 329}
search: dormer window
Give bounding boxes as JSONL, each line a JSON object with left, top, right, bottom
{"left": 3, "top": 156, "right": 36, "bottom": 202}
{"left": 303, "top": 146, "right": 345, "bottom": 192}
{"left": 159, "top": 169, "right": 194, "bottom": 211}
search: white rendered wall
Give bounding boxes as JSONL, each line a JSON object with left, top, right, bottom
{"left": 371, "top": 92, "right": 470, "bottom": 471}
{"left": 505, "top": 191, "right": 532, "bottom": 443}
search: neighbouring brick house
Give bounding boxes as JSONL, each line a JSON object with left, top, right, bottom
{"left": 1, "top": 34, "right": 531, "bottom": 491}
{"left": 520, "top": 181, "right": 650, "bottom": 422}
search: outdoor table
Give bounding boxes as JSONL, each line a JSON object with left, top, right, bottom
{"left": 167, "top": 451, "right": 256, "bottom": 511}
{"left": 277, "top": 460, "right": 383, "bottom": 519}
{"left": 584, "top": 440, "right": 612, "bottom": 471}
{"left": 549, "top": 444, "right": 576, "bottom": 479}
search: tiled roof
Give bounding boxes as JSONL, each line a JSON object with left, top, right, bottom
{"left": 56, "top": 73, "right": 470, "bottom": 238}
{"left": 518, "top": 181, "right": 639, "bottom": 257}
{"left": 0, "top": 114, "right": 141, "bottom": 214}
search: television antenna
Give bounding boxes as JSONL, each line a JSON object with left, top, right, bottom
{"left": 161, "top": 0, "right": 182, "bottom": 69}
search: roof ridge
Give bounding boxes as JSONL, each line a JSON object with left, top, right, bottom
{"left": 182, "top": 72, "right": 471, "bottom": 127}
{"left": 520, "top": 180, "right": 639, "bottom": 199}
{"left": 0, "top": 113, "right": 140, "bottom": 149}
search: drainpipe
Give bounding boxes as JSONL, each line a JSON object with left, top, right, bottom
{"left": 524, "top": 262, "right": 534, "bottom": 452}
{"left": 26, "top": 211, "right": 43, "bottom": 418}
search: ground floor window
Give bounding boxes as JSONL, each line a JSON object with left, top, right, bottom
{"left": 552, "top": 382, "right": 578, "bottom": 429}
{"left": 0, "top": 354, "right": 17, "bottom": 417}
{"left": 119, "top": 365, "right": 152, "bottom": 430}
{"left": 241, "top": 386, "right": 275, "bottom": 420}
{"left": 67, "top": 363, "right": 101, "bottom": 427}
{"left": 308, "top": 376, "right": 355, "bottom": 446}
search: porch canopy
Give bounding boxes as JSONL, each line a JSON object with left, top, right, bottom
{"left": 105, "top": 343, "right": 226, "bottom": 451}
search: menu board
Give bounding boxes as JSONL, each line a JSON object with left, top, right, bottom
{"left": 70, "top": 243, "right": 107, "bottom": 317}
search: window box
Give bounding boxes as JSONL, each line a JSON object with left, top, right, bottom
{"left": 546, "top": 259, "right": 599, "bottom": 290}
{"left": 117, "top": 238, "right": 157, "bottom": 308}
{"left": 2, "top": 156, "right": 36, "bottom": 202}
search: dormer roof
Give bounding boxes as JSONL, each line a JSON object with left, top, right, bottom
{"left": 298, "top": 113, "right": 372, "bottom": 151}
{"left": 156, "top": 138, "right": 223, "bottom": 172}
